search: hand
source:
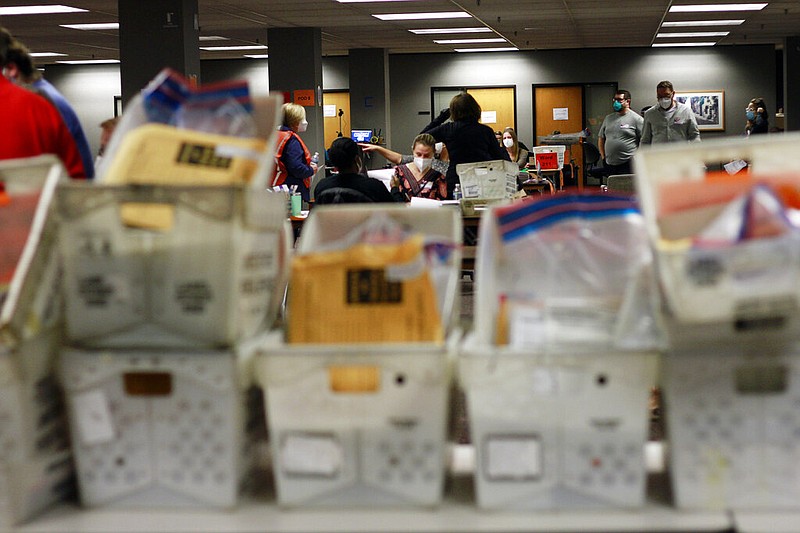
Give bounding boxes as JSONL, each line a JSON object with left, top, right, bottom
{"left": 310, "top": 162, "right": 319, "bottom": 173}
{"left": 757, "top": 107, "right": 765, "bottom": 115}
{"left": 389, "top": 175, "right": 401, "bottom": 189}
{"left": 358, "top": 143, "right": 377, "bottom": 152}
{"left": 437, "top": 108, "right": 451, "bottom": 120}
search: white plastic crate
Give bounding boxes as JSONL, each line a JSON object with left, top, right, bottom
{"left": 0, "top": 156, "right": 73, "bottom": 527}
{"left": 257, "top": 333, "right": 453, "bottom": 507}
{"left": 531, "top": 145, "right": 567, "bottom": 169}
{"left": 456, "top": 159, "right": 518, "bottom": 204}
{"left": 633, "top": 133, "right": 800, "bottom": 326}
{"left": 459, "top": 338, "right": 658, "bottom": 510}
{"left": 257, "top": 205, "right": 461, "bottom": 507}
{"left": 664, "top": 339, "right": 800, "bottom": 510}
{"left": 60, "top": 347, "right": 249, "bottom": 509}
{"left": 57, "top": 184, "right": 290, "bottom": 348}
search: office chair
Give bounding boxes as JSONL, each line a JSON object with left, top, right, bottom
{"left": 605, "top": 174, "right": 635, "bottom": 193}
{"left": 582, "top": 141, "right": 606, "bottom": 186}
{"left": 314, "top": 187, "right": 374, "bottom": 204}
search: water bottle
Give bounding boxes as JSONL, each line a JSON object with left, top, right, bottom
{"left": 310, "top": 152, "right": 319, "bottom": 165}
{"left": 453, "top": 183, "right": 462, "bottom": 200}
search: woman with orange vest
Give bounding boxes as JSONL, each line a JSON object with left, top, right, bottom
{"left": 273, "top": 103, "right": 318, "bottom": 202}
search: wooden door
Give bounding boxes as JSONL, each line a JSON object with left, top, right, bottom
{"left": 534, "top": 85, "right": 584, "bottom": 189}
{"left": 468, "top": 87, "right": 516, "bottom": 133}
{"left": 323, "top": 91, "right": 350, "bottom": 152}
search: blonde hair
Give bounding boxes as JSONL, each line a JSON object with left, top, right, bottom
{"left": 282, "top": 103, "right": 306, "bottom": 129}
{"left": 412, "top": 133, "right": 436, "bottom": 150}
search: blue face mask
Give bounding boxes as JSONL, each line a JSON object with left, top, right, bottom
{"left": 612, "top": 100, "right": 623, "bottom": 112}
{"left": 746, "top": 110, "right": 756, "bottom": 121}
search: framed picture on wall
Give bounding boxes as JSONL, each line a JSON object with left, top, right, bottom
{"left": 674, "top": 90, "right": 724, "bottom": 131}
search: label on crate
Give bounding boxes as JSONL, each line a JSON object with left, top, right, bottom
{"left": 280, "top": 433, "right": 342, "bottom": 477}
{"left": 484, "top": 435, "right": 542, "bottom": 480}
{"left": 71, "top": 389, "right": 116, "bottom": 446}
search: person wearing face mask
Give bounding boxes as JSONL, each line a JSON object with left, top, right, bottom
{"left": 358, "top": 140, "right": 450, "bottom": 176}
{"left": 502, "top": 127, "right": 529, "bottom": 170}
{"left": 391, "top": 134, "right": 448, "bottom": 202}
{"left": 273, "top": 103, "right": 318, "bottom": 202}
{"left": 745, "top": 97, "right": 769, "bottom": 135}
{"left": 597, "top": 89, "right": 643, "bottom": 176}
{"left": 640, "top": 80, "right": 700, "bottom": 145}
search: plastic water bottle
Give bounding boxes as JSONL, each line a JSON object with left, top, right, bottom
{"left": 453, "top": 183, "right": 462, "bottom": 200}
{"left": 310, "top": 152, "right": 319, "bottom": 165}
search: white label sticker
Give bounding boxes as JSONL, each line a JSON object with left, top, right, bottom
{"left": 281, "top": 434, "right": 343, "bottom": 477}
{"left": 510, "top": 305, "right": 546, "bottom": 350}
{"left": 72, "top": 389, "right": 116, "bottom": 446}
{"left": 323, "top": 104, "right": 337, "bottom": 118}
{"left": 485, "top": 436, "right": 542, "bottom": 480}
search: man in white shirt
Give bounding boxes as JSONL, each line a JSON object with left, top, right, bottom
{"left": 640, "top": 80, "right": 701, "bottom": 145}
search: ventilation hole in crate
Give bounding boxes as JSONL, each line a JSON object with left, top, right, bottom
{"left": 115, "top": 456, "right": 125, "bottom": 467}
{"left": 395, "top": 373, "right": 406, "bottom": 386}
{"left": 596, "top": 374, "right": 608, "bottom": 386}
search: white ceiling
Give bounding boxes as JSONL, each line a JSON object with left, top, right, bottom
{"left": 1, "top": 0, "right": 799, "bottom": 64}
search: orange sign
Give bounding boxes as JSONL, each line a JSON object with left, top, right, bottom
{"left": 293, "top": 90, "right": 315, "bottom": 107}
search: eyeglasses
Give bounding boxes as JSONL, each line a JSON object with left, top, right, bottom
{"left": 612, "top": 97, "right": 627, "bottom": 102}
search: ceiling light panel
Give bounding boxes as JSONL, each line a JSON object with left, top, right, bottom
{"left": 454, "top": 47, "right": 518, "bottom": 53}
{"left": 199, "top": 45, "right": 268, "bottom": 51}
{"left": 60, "top": 23, "right": 119, "bottom": 30}
{"left": 0, "top": 4, "right": 86, "bottom": 15}
{"left": 409, "top": 27, "right": 491, "bottom": 34}
{"left": 661, "top": 19, "right": 745, "bottom": 26}
{"left": 656, "top": 31, "right": 730, "bottom": 38}
{"left": 434, "top": 38, "right": 505, "bottom": 44}
{"left": 669, "top": 3, "right": 767, "bottom": 13}
{"left": 651, "top": 42, "right": 717, "bottom": 47}
{"left": 373, "top": 12, "right": 472, "bottom": 21}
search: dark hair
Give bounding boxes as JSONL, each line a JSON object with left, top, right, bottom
{"left": 5, "top": 40, "right": 38, "bottom": 80}
{"left": 616, "top": 89, "right": 632, "bottom": 101}
{"left": 449, "top": 92, "right": 481, "bottom": 122}
{"left": 750, "top": 97, "right": 768, "bottom": 115}
{"left": 328, "top": 137, "right": 360, "bottom": 170}
{"left": 0, "top": 27, "right": 13, "bottom": 65}
{"left": 656, "top": 80, "right": 674, "bottom": 92}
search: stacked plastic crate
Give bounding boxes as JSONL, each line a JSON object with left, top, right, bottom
{"left": 256, "top": 205, "right": 462, "bottom": 507}
{"left": 0, "top": 156, "right": 73, "bottom": 527}
{"left": 459, "top": 192, "right": 661, "bottom": 510}
{"left": 56, "top": 181, "right": 290, "bottom": 509}
{"left": 635, "top": 133, "right": 800, "bottom": 510}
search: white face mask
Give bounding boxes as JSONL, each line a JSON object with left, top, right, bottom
{"left": 434, "top": 142, "right": 444, "bottom": 155}
{"left": 658, "top": 97, "right": 673, "bottom": 110}
{"left": 502, "top": 138, "right": 514, "bottom": 148}
{"left": 414, "top": 157, "right": 433, "bottom": 172}
{"left": 297, "top": 120, "right": 308, "bottom": 132}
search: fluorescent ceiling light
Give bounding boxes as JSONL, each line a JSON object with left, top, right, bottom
{"left": 651, "top": 42, "right": 716, "bottom": 47}
{"left": 199, "top": 35, "right": 229, "bottom": 41}
{"left": 409, "top": 27, "right": 491, "bottom": 34}
{"left": 57, "top": 59, "right": 120, "bottom": 64}
{"left": 0, "top": 4, "right": 87, "bottom": 15}
{"left": 60, "top": 23, "right": 119, "bottom": 30}
{"left": 454, "top": 47, "right": 518, "bottom": 53}
{"left": 656, "top": 31, "right": 729, "bottom": 37}
{"left": 661, "top": 19, "right": 744, "bottom": 26}
{"left": 434, "top": 38, "right": 505, "bottom": 44}
{"left": 669, "top": 3, "right": 767, "bottom": 13}
{"left": 243, "top": 54, "right": 269, "bottom": 59}
{"left": 30, "top": 52, "right": 68, "bottom": 57}
{"left": 199, "top": 45, "right": 268, "bottom": 51}
{"left": 373, "top": 12, "right": 472, "bottom": 21}
{"left": 337, "top": 0, "right": 417, "bottom": 2}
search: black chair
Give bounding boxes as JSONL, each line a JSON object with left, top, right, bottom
{"left": 605, "top": 174, "right": 635, "bottom": 193}
{"left": 582, "top": 141, "right": 607, "bottom": 185}
{"left": 314, "top": 187, "right": 374, "bottom": 205}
